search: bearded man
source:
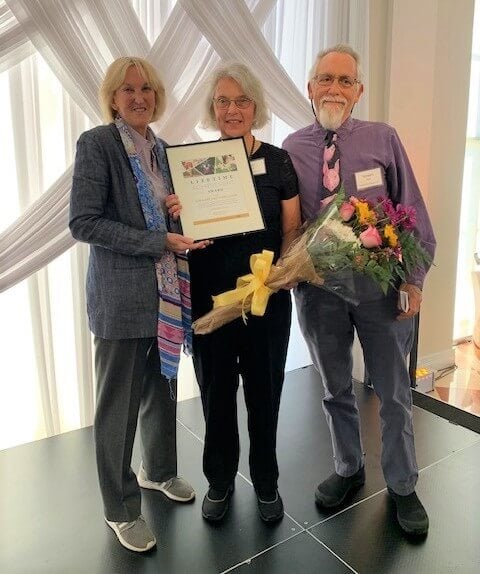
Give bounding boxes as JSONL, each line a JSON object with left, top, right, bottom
{"left": 283, "top": 44, "right": 436, "bottom": 536}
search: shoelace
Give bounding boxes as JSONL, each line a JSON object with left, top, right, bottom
{"left": 161, "top": 477, "right": 174, "bottom": 489}
{"left": 115, "top": 515, "right": 144, "bottom": 532}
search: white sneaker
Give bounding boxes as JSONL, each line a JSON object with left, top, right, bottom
{"left": 138, "top": 462, "right": 195, "bottom": 502}
{"left": 105, "top": 515, "right": 156, "bottom": 553}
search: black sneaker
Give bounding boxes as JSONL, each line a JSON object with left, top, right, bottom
{"left": 315, "top": 466, "right": 365, "bottom": 508}
{"left": 202, "top": 485, "right": 234, "bottom": 522}
{"left": 257, "top": 490, "right": 284, "bottom": 523}
{"left": 388, "top": 489, "right": 429, "bottom": 535}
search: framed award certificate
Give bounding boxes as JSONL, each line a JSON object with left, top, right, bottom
{"left": 165, "top": 138, "right": 265, "bottom": 240}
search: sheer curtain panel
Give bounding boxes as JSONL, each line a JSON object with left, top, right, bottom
{"left": 1, "top": 0, "right": 369, "bottom": 449}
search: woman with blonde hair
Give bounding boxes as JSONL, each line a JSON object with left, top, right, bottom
{"left": 70, "top": 57, "right": 209, "bottom": 553}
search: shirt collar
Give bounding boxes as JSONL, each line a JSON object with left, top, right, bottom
{"left": 312, "top": 115, "right": 354, "bottom": 142}
{"left": 128, "top": 125, "right": 156, "bottom": 153}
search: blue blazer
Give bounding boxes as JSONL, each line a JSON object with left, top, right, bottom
{"left": 69, "top": 123, "right": 170, "bottom": 339}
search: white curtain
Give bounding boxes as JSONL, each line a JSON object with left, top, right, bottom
{"left": 1, "top": 0, "right": 282, "bottom": 291}
{"left": 1, "top": 0, "right": 369, "bottom": 448}
{"left": 0, "top": 1, "right": 33, "bottom": 72}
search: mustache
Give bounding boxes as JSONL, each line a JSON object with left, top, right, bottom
{"left": 320, "top": 96, "right": 347, "bottom": 105}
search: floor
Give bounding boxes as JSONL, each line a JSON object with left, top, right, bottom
{"left": 427, "top": 340, "right": 480, "bottom": 416}
{"left": 2, "top": 366, "right": 480, "bottom": 573}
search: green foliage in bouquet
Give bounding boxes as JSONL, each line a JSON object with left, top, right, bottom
{"left": 305, "top": 188, "right": 432, "bottom": 294}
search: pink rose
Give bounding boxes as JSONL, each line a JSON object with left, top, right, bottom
{"left": 319, "top": 194, "right": 336, "bottom": 209}
{"left": 359, "top": 225, "right": 382, "bottom": 248}
{"left": 339, "top": 202, "right": 355, "bottom": 221}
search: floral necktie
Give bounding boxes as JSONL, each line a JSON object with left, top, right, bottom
{"left": 322, "top": 130, "right": 341, "bottom": 195}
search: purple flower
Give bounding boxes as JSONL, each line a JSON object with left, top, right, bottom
{"left": 396, "top": 205, "right": 416, "bottom": 229}
{"left": 378, "top": 197, "right": 397, "bottom": 221}
{"left": 378, "top": 197, "right": 417, "bottom": 229}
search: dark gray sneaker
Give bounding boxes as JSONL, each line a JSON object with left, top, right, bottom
{"left": 257, "top": 490, "right": 284, "bottom": 522}
{"left": 388, "top": 489, "right": 429, "bottom": 535}
{"left": 315, "top": 467, "right": 365, "bottom": 508}
{"left": 202, "top": 485, "right": 234, "bottom": 522}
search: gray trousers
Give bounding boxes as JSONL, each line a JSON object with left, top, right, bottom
{"left": 295, "top": 278, "right": 418, "bottom": 495}
{"left": 94, "top": 337, "right": 177, "bottom": 521}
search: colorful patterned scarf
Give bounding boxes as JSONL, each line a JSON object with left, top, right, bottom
{"left": 115, "top": 117, "right": 192, "bottom": 381}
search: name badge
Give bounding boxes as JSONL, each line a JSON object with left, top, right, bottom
{"left": 354, "top": 167, "right": 383, "bottom": 191}
{"left": 250, "top": 158, "right": 266, "bottom": 176}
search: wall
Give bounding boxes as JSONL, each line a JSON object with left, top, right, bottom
{"left": 371, "top": 0, "right": 474, "bottom": 371}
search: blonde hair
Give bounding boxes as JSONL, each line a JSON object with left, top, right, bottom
{"left": 201, "top": 62, "right": 270, "bottom": 130}
{"left": 99, "top": 57, "right": 166, "bottom": 124}
{"left": 309, "top": 44, "right": 363, "bottom": 82}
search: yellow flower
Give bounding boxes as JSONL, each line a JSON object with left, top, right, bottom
{"left": 383, "top": 224, "right": 398, "bottom": 247}
{"left": 356, "top": 202, "right": 377, "bottom": 225}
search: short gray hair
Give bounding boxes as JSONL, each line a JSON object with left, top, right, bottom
{"left": 308, "top": 44, "right": 362, "bottom": 82}
{"left": 201, "top": 62, "right": 270, "bottom": 130}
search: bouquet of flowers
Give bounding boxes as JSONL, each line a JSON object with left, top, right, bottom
{"left": 307, "top": 190, "right": 432, "bottom": 295}
{"left": 192, "top": 189, "right": 431, "bottom": 335}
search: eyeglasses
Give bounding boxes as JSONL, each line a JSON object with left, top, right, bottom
{"left": 313, "top": 74, "right": 360, "bottom": 89}
{"left": 213, "top": 97, "right": 253, "bottom": 109}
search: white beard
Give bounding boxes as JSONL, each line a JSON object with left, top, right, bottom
{"left": 315, "top": 96, "right": 348, "bottom": 130}
{"left": 318, "top": 107, "right": 344, "bottom": 130}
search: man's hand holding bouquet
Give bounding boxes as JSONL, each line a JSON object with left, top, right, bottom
{"left": 192, "top": 189, "right": 432, "bottom": 334}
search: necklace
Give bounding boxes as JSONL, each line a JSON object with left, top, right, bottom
{"left": 220, "top": 135, "right": 256, "bottom": 157}
{"left": 249, "top": 135, "right": 256, "bottom": 158}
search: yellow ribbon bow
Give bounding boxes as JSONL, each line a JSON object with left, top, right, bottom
{"left": 212, "top": 250, "right": 275, "bottom": 322}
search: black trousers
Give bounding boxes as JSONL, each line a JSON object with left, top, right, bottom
{"left": 192, "top": 291, "right": 291, "bottom": 496}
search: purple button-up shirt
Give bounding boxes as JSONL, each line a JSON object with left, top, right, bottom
{"left": 283, "top": 117, "right": 436, "bottom": 288}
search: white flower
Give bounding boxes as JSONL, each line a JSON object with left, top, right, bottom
{"left": 323, "top": 219, "right": 361, "bottom": 245}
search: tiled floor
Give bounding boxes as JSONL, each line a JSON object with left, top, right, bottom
{"left": 427, "top": 341, "right": 480, "bottom": 416}
{"left": 1, "top": 366, "right": 480, "bottom": 573}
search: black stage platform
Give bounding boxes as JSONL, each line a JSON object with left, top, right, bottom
{"left": 1, "top": 366, "right": 480, "bottom": 573}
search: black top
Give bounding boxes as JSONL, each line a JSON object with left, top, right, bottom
{"left": 189, "top": 142, "right": 298, "bottom": 320}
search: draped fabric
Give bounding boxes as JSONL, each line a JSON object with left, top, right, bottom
{"left": 0, "top": 1, "right": 34, "bottom": 72}
{"left": 0, "top": 0, "right": 369, "bottom": 447}
{"left": 1, "top": 0, "right": 369, "bottom": 292}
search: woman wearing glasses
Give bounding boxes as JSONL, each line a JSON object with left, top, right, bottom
{"left": 189, "top": 62, "right": 301, "bottom": 523}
